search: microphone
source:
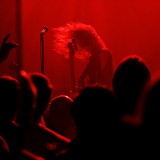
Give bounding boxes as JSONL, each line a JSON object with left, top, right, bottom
{"left": 40, "top": 26, "right": 48, "bottom": 35}
{"left": 72, "top": 39, "right": 78, "bottom": 51}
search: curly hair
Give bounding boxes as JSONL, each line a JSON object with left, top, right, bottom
{"left": 52, "top": 21, "right": 107, "bottom": 60}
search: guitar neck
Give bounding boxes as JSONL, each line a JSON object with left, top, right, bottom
{"left": 69, "top": 57, "right": 76, "bottom": 91}
{"left": 68, "top": 41, "right": 76, "bottom": 91}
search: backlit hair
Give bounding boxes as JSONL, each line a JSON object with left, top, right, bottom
{"left": 52, "top": 21, "right": 107, "bottom": 60}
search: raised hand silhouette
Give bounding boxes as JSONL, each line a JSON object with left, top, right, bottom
{"left": 0, "top": 34, "right": 19, "bottom": 64}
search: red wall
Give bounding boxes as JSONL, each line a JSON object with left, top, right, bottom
{"left": 1, "top": 0, "right": 160, "bottom": 97}
{"left": 0, "top": 0, "right": 18, "bottom": 77}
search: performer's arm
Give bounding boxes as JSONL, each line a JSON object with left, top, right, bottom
{"left": 78, "top": 61, "right": 90, "bottom": 88}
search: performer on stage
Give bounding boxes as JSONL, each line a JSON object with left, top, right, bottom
{"left": 52, "top": 21, "right": 113, "bottom": 89}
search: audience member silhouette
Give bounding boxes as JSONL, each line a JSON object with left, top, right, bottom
{"left": 56, "top": 85, "right": 119, "bottom": 160}
{"left": 112, "top": 55, "right": 151, "bottom": 117}
{"left": 16, "top": 70, "right": 37, "bottom": 126}
{"left": 18, "top": 71, "right": 71, "bottom": 159}
{"left": 142, "top": 77, "right": 160, "bottom": 132}
{"left": 16, "top": 70, "right": 47, "bottom": 160}
{"left": 29, "top": 72, "right": 53, "bottom": 125}
{"left": 0, "top": 75, "right": 22, "bottom": 158}
{"left": 44, "top": 94, "right": 77, "bottom": 140}
{"left": 112, "top": 55, "right": 151, "bottom": 158}
{"left": 129, "top": 73, "right": 160, "bottom": 158}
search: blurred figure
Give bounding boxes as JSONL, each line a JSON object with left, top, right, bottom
{"left": 16, "top": 70, "right": 37, "bottom": 125}
{"left": 0, "top": 75, "right": 22, "bottom": 158}
{"left": 52, "top": 22, "right": 113, "bottom": 90}
{"left": 131, "top": 73, "right": 160, "bottom": 158}
{"left": 0, "top": 34, "right": 19, "bottom": 64}
{"left": 44, "top": 95, "right": 77, "bottom": 140}
{"left": 18, "top": 71, "right": 71, "bottom": 159}
{"left": 55, "top": 85, "right": 119, "bottom": 160}
{"left": 29, "top": 72, "right": 53, "bottom": 125}
{"left": 112, "top": 55, "right": 151, "bottom": 158}
{"left": 141, "top": 76, "right": 160, "bottom": 131}
{"left": 112, "top": 55, "right": 151, "bottom": 117}
{"left": 135, "top": 73, "right": 160, "bottom": 132}
{"left": 0, "top": 72, "right": 45, "bottom": 160}
{"left": 0, "top": 136, "right": 12, "bottom": 160}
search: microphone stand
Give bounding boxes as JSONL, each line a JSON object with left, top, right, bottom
{"left": 40, "top": 33, "right": 45, "bottom": 74}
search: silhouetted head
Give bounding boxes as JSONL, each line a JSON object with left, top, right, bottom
{"left": 71, "top": 85, "right": 118, "bottom": 136}
{"left": 29, "top": 72, "right": 53, "bottom": 123}
{"left": 16, "top": 70, "right": 37, "bottom": 125}
{"left": 47, "top": 94, "right": 73, "bottom": 118}
{"left": 112, "top": 55, "right": 151, "bottom": 115}
{"left": 45, "top": 95, "right": 75, "bottom": 136}
{"left": 0, "top": 75, "right": 20, "bottom": 121}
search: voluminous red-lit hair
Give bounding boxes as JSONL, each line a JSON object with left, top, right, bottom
{"left": 52, "top": 21, "right": 107, "bottom": 60}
